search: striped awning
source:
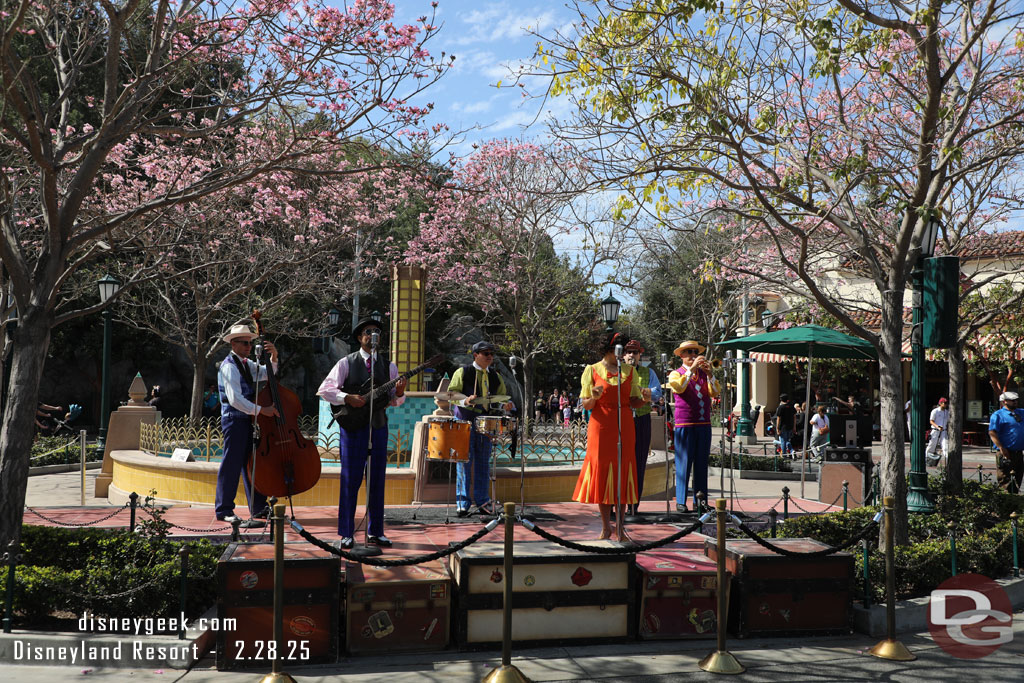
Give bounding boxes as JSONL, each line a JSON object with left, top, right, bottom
{"left": 750, "top": 352, "right": 791, "bottom": 363}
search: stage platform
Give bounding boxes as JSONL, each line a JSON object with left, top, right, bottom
{"left": 22, "top": 497, "right": 839, "bottom": 546}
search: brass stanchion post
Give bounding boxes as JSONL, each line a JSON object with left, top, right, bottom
{"left": 259, "top": 503, "right": 296, "bottom": 683}
{"left": 483, "top": 502, "right": 530, "bottom": 683}
{"left": 699, "top": 499, "right": 744, "bottom": 674}
{"left": 868, "top": 496, "right": 915, "bottom": 661}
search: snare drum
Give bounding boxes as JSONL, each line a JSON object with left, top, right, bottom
{"left": 427, "top": 416, "right": 470, "bottom": 461}
{"left": 474, "top": 415, "right": 517, "bottom": 437}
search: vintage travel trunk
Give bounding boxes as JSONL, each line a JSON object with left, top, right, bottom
{"left": 635, "top": 550, "right": 725, "bottom": 640}
{"left": 704, "top": 537, "right": 853, "bottom": 638}
{"left": 345, "top": 560, "right": 451, "bottom": 654}
{"left": 450, "top": 540, "right": 636, "bottom": 649}
{"left": 216, "top": 542, "right": 341, "bottom": 670}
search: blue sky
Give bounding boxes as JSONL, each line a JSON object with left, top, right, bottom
{"left": 397, "top": 0, "right": 577, "bottom": 153}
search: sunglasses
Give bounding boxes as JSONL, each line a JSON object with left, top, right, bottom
{"left": 681, "top": 349, "right": 699, "bottom": 355}
{"left": 234, "top": 340, "right": 253, "bottom": 346}
{"left": 478, "top": 351, "right": 494, "bottom": 357}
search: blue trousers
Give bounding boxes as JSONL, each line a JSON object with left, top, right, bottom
{"left": 215, "top": 415, "right": 267, "bottom": 519}
{"left": 779, "top": 428, "right": 793, "bottom": 455}
{"left": 338, "top": 425, "right": 388, "bottom": 538}
{"left": 634, "top": 413, "right": 652, "bottom": 499}
{"left": 456, "top": 429, "right": 492, "bottom": 510}
{"left": 674, "top": 424, "right": 711, "bottom": 508}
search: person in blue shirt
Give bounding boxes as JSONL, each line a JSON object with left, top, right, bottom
{"left": 623, "top": 340, "right": 663, "bottom": 516}
{"left": 989, "top": 391, "right": 1024, "bottom": 493}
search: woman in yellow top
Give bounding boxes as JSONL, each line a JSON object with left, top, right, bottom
{"left": 573, "top": 332, "right": 651, "bottom": 541}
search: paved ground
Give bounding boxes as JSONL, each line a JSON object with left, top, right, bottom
{"left": 12, "top": 436, "right": 1020, "bottom": 681}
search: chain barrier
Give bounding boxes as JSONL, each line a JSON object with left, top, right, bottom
{"left": 519, "top": 515, "right": 711, "bottom": 555}
{"left": 24, "top": 504, "right": 128, "bottom": 527}
{"left": 808, "top": 490, "right": 847, "bottom": 513}
{"left": 729, "top": 496, "right": 784, "bottom": 522}
{"left": 290, "top": 516, "right": 500, "bottom": 567}
{"left": 137, "top": 506, "right": 234, "bottom": 534}
{"left": 732, "top": 511, "right": 882, "bottom": 558}
{"left": 19, "top": 565, "right": 167, "bottom": 601}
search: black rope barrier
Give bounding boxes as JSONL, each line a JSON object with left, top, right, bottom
{"left": 24, "top": 504, "right": 128, "bottom": 527}
{"left": 290, "top": 516, "right": 501, "bottom": 567}
{"left": 732, "top": 511, "right": 883, "bottom": 558}
{"left": 520, "top": 514, "right": 711, "bottom": 555}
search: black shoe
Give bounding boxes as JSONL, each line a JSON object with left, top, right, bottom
{"left": 252, "top": 510, "right": 269, "bottom": 520}
{"left": 338, "top": 536, "right": 354, "bottom": 549}
{"left": 238, "top": 519, "right": 266, "bottom": 529}
{"left": 367, "top": 535, "right": 393, "bottom": 547}
{"left": 456, "top": 508, "right": 470, "bottom": 518}
{"left": 676, "top": 504, "right": 689, "bottom": 513}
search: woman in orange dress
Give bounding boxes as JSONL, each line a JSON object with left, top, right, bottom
{"left": 573, "top": 333, "right": 651, "bottom": 541}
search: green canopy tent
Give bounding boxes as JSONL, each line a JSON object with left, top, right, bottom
{"left": 716, "top": 324, "right": 879, "bottom": 497}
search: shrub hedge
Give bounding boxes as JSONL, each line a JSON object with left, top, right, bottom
{"left": 0, "top": 525, "right": 221, "bottom": 628}
{"left": 710, "top": 452, "right": 793, "bottom": 472}
{"left": 30, "top": 436, "right": 102, "bottom": 467}
{"left": 775, "top": 475, "right": 1024, "bottom": 602}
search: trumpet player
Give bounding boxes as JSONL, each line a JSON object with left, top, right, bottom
{"left": 623, "top": 339, "right": 663, "bottom": 516}
{"left": 667, "top": 340, "right": 720, "bottom": 513}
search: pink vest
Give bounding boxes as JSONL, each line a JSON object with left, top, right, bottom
{"left": 673, "top": 369, "right": 713, "bottom": 426}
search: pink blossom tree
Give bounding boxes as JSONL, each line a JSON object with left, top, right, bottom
{"left": 0, "top": 0, "right": 449, "bottom": 544}
{"left": 538, "top": 0, "right": 1024, "bottom": 542}
{"left": 404, "top": 139, "right": 614, "bottom": 407}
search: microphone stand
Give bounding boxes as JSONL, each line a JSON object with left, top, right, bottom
{"left": 614, "top": 347, "right": 624, "bottom": 540}
{"left": 657, "top": 352, "right": 685, "bottom": 523}
{"left": 350, "top": 334, "right": 382, "bottom": 558}
{"left": 244, "top": 345, "right": 269, "bottom": 528}
{"left": 510, "top": 356, "right": 530, "bottom": 521}
{"left": 623, "top": 356, "right": 648, "bottom": 525}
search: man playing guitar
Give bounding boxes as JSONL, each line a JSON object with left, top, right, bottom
{"left": 317, "top": 317, "right": 407, "bottom": 549}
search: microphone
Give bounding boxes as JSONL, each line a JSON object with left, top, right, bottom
{"left": 614, "top": 344, "right": 624, "bottom": 358}
{"left": 661, "top": 353, "right": 668, "bottom": 366}
{"left": 254, "top": 343, "right": 263, "bottom": 361}
{"left": 370, "top": 331, "right": 380, "bottom": 349}
{"left": 509, "top": 356, "right": 517, "bottom": 369}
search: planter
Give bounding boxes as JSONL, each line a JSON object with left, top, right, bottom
{"left": 708, "top": 466, "right": 817, "bottom": 482}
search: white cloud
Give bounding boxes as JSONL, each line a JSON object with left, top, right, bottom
{"left": 455, "top": 3, "right": 559, "bottom": 45}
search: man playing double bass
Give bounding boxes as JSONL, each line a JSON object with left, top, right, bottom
{"left": 215, "top": 324, "right": 279, "bottom": 528}
{"left": 317, "top": 317, "right": 407, "bottom": 549}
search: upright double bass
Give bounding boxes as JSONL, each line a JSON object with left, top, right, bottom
{"left": 247, "top": 310, "right": 321, "bottom": 498}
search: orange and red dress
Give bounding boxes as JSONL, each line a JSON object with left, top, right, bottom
{"left": 572, "top": 362, "right": 641, "bottom": 505}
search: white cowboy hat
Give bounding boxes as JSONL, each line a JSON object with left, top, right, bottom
{"left": 222, "top": 324, "right": 256, "bottom": 344}
{"left": 673, "top": 340, "right": 707, "bottom": 357}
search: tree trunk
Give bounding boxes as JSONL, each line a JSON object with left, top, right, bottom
{"left": 189, "top": 355, "right": 210, "bottom": 421}
{"left": 523, "top": 355, "right": 536, "bottom": 428}
{"left": 878, "top": 293, "right": 908, "bottom": 547}
{"left": 0, "top": 310, "right": 53, "bottom": 546}
{"left": 947, "top": 345, "right": 966, "bottom": 495}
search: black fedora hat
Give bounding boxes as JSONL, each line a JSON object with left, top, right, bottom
{"left": 352, "top": 316, "right": 384, "bottom": 343}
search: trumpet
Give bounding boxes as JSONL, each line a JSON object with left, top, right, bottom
{"left": 710, "top": 358, "right": 723, "bottom": 369}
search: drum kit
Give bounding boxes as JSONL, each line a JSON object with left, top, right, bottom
{"left": 426, "top": 390, "right": 518, "bottom": 522}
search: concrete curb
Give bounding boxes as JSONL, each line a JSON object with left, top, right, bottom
{"left": 708, "top": 465, "right": 817, "bottom": 482}
{"left": 28, "top": 461, "right": 103, "bottom": 477}
{"left": 852, "top": 574, "right": 1024, "bottom": 637}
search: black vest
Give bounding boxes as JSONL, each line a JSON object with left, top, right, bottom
{"left": 454, "top": 364, "right": 502, "bottom": 419}
{"left": 342, "top": 350, "right": 392, "bottom": 428}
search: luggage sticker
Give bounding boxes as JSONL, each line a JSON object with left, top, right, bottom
{"left": 759, "top": 602, "right": 771, "bottom": 616}
{"left": 490, "top": 569, "right": 503, "bottom": 584}
{"left": 367, "top": 611, "right": 395, "bottom": 639}
{"left": 290, "top": 615, "right": 316, "bottom": 637}
{"left": 688, "top": 608, "right": 716, "bottom": 633}
{"left": 571, "top": 567, "right": 593, "bottom": 587}
{"left": 655, "top": 562, "right": 675, "bottom": 569}
{"left": 422, "top": 618, "right": 438, "bottom": 641}
{"left": 668, "top": 576, "right": 681, "bottom": 587}
{"left": 647, "top": 575, "right": 660, "bottom": 589}
{"left": 644, "top": 613, "right": 661, "bottom": 634}
{"left": 352, "top": 587, "right": 375, "bottom": 602}
{"left": 779, "top": 609, "right": 791, "bottom": 622}
{"left": 429, "top": 583, "right": 447, "bottom": 599}
{"left": 523, "top": 575, "right": 536, "bottom": 587}
{"left": 239, "top": 570, "right": 258, "bottom": 589}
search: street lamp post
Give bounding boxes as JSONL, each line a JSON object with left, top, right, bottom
{"left": 96, "top": 274, "right": 121, "bottom": 452}
{"left": 907, "top": 217, "right": 940, "bottom": 513}
{"left": 600, "top": 292, "right": 621, "bottom": 331}
{"left": 736, "top": 289, "right": 755, "bottom": 442}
